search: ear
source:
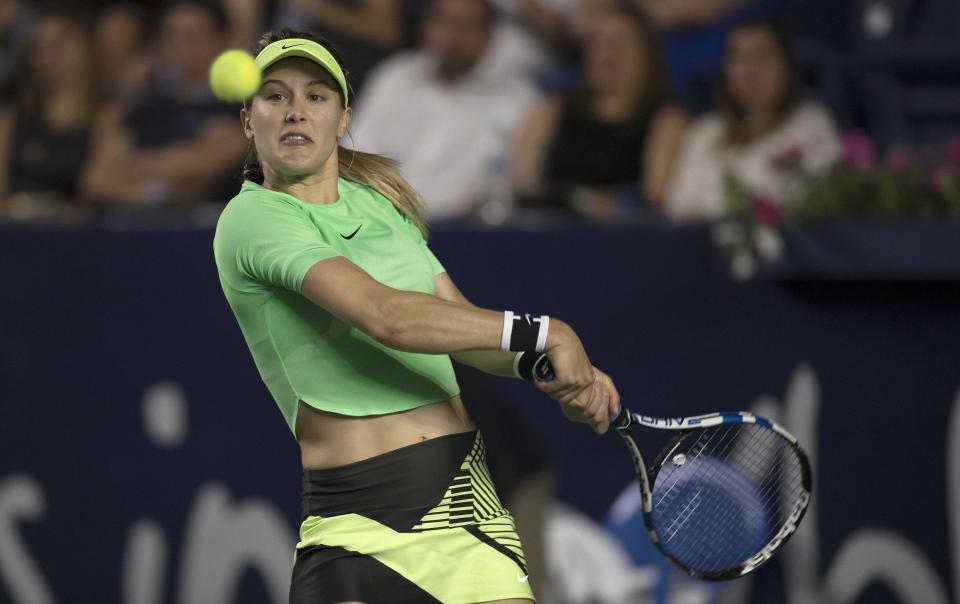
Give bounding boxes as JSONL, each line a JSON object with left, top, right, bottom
{"left": 240, "top": 107, "right": 254, "bottom": 141}
{"left": 337, "top": 107, "right": 353, "bottom": 139}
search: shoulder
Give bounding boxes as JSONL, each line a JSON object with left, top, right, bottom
{"left": 216, "top": 182, "right": 301, "bottom": 232}
{"left": 341, "top": 177, "right": 400, "bottom": 215}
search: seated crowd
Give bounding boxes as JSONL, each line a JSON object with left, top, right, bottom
{"left": 0, "top": 0, "right": 849, "bottom": 225}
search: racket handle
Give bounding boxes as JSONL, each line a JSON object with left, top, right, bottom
{"left": 532, "top": 354, "right": 555, "bottom": 382}
{"left": 533, "top": 357, "right": 626, "bottom": 425}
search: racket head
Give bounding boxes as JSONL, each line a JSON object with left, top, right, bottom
{"left": 618, "top": 412, "right": 812, "bottom": 580}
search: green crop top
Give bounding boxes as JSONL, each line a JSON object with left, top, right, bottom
{"left": 213, "top": 178, "right": 461, "bottom": 435}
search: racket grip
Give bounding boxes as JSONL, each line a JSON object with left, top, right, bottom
{"left": 532, "top": 354, "right": 555, "bottom": 382}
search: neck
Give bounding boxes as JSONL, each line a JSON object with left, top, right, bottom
{"left": 262, "top": 156, "right": 341, "bottom": 205}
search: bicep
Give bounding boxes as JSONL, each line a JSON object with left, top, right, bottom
{"left": 300, "top": 256, "right": 402, "bottom": 339}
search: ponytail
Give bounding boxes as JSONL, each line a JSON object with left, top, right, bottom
{"left": 338, "top": 146, "right": 427, "bottom": 237}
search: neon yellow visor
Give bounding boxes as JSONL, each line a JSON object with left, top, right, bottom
{"left": 254, "top": 38, "right": 349, "bottom": 106}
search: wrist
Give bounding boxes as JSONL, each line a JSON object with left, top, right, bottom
{"left": 545, "top": 319, "right": 570, "bottom": 351}
{"left": 500, "top": 311, "right": 550, "bottom": 352}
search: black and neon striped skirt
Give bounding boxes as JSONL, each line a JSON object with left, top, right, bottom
{"left": 290, "top": 430, "right": 535, "bottom": 603}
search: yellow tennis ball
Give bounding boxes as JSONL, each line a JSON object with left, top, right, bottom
{"left": 209, "top": 49, "right": 261, "bottom": 102}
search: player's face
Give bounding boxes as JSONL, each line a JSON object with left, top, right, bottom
{"left": 243, "top": 58, "right": 351, "bottom": 181}
{"left": 725, "top": 27, "right": 788, "bottom": 112}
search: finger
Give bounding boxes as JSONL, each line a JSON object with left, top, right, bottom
{"left": 593, "top": 367, "right": 621, "bottom": 419}
{"left": 592, "top": 397, "right": 610, "bottom": 432}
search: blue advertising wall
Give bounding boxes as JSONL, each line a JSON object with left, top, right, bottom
{"left": 1, "top": 222, "right": 958, "bottom": 604}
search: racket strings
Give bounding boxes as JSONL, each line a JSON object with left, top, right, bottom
{"left": 649, "top": 422, "right": 806, "bottom": 575}
{"left": 670, "top": 433, "right": 803, "bottom": 573}
{"left": 680, "top": 435, "right": 797, "bottom": 572}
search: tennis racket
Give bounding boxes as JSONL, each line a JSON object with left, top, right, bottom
{"left": 533, "top": 356, "right": 813, "bottom": 580}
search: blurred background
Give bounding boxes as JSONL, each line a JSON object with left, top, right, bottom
{"left": 1, "top": 0, "right": 959, "bottom": 603}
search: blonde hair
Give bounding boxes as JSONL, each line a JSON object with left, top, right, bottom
{"left": 337, "top": 146, "right": 427, "bottom": 235}
{"left": 242, "top": 28, "right": 428, "bottom": 237}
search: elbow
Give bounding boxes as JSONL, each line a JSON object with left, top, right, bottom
{"left": 363, "top": 318, "right": 402, "bottom": 349}
{"left": 362, "top": 291, "right": 413, "bottom": 350}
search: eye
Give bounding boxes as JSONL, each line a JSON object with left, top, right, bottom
{"left": 266, "top": 93, "right": 285, "bottom": 102}
{"left": 309, "top": 93, "right": 326, "bottom": 102}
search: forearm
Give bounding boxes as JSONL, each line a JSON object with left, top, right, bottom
{"left": 451, "top": 349, "right": 518, "bottom": 377}
{"left": 374, "top": 290, "right": 570, "bottom": 360}
{"left": 373, "top": 290, "right": 503, "bottom": 353}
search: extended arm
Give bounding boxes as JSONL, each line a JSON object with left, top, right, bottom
{"left": 300, "top": 256, "right": 620, "bottom": 431}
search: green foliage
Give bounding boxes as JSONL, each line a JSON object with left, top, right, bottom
{"left": 785, "top": 162, "right": 960, "bottom": 224}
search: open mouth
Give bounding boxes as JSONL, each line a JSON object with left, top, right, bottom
{"left": 280, "top": 132, "right": 312, "bottom": 145}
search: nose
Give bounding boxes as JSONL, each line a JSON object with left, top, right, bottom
{"left": 285, "top": 96, "right": 307, "bottom": 123}
{"left": 284, "top": 108, "right": 305, "bottom": 123}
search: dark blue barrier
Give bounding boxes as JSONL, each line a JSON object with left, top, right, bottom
{"left": 1, "top": 222, "right": 957, "bottom": 604}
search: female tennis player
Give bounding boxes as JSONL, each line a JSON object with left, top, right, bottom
{"left": 213, "top": 29, "right": 620, "bottom": 604}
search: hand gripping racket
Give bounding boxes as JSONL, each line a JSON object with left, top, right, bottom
{"left": 533, "top": 356, "right": 813, "bottom": 580}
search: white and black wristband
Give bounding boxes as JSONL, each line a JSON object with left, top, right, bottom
{"left": 501, "top": 311, "right": 550, "bottom": 353}
{"left": 513, "top": 351, "right": 552, "bottom": 381}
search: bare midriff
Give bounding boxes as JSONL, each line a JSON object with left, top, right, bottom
{"left": 295, "top": 395, "right": 476, "bottom": 469}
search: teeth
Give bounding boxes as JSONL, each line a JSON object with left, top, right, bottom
{"left": 284, "top": 135, "right": 307, "bottom": 142}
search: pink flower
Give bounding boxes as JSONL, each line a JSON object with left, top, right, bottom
{"left": 947, "top": 136, "right": 960, "bottom": 167}
{"left": 751, "top": 195, "right": 783, "bottom": 226}
{"left": 841, "top": 131, "right": 876, "bottom": 170}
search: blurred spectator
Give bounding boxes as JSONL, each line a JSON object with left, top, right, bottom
{"left": 480, "top": 0, "right": 582, "bottom": 83}
{"left": 0, "top": 0, "right": 36, "bottom": 103}
{"left": 0, "top": 8, "right": 99, "bottom": 220}
{"left": 221, "top": 0, "right": 272, "bottom": 49}
{"left": 94, "top": 2, "right": 153, "bottom": 102}
{"left": 633, "top": 0, "right": 779, "bottom": 112}
{"left": 350, "top": 0, "right": 537, "bottom": 222}
{"left": 664, "top": 19, "right": 840, "bottom": 222}
{"left": 81, "top": 0, "right": 246, "bottom": 208}
{"left": 511, "top": 5, "right": 688, "bottom": 222}
{"left": 275, "top": 0, "right": 407, "bottom": 92}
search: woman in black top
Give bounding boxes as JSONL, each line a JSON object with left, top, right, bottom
{"left": 511, "top": 5, "right": 688, "bottom": 221}
{"left": 0, "top": 8, "right": 98, "bottom": 216}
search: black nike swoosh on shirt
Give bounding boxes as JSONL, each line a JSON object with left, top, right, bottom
{"left": 281, "top": 43, "right": 305, "bottom": 49}
{"left": 340, "top": 225, "right": 362, "bottom": 239}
